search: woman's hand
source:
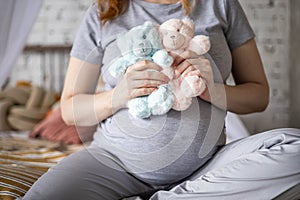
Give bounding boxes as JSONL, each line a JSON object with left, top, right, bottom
{"left": 172, "top": 50, "right": 215, "bottom": 101}
{"left": 112, "top": 60, "right": 170, "bottom": 110}
{"left": 171, "top": 39, "right": 269, "bottom": 114}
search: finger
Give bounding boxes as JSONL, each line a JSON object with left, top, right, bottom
{"left": 186, "top": 70, "right": 201, "bottom": 77}
{"left": 181, "top": 66, "right": 197, "bottom": 77}
{"left": 189, "top": 68, "right": 212, "bottom": 87}
{"left": 130, "top": 88, "right": 157, "bottom": 99}
{"left": 169, "top": 52, "right": 184, "bottom": 67}
{"left": 130, "top": 70, "right": 170, "bottom": 82}
{"left": 131, "top": 80, "right": 166, "bottom": 89}
{"left": 172, "top": 50, "right": 199, "bottom": 66}
{"left": 127, "top": 60, "right": 162, "bottom": 72}
{"left": 174, "top": 60, "right": 192, "bottom": 78}
{"left": 188, "top": 58, "right": 210, "bottom": 71}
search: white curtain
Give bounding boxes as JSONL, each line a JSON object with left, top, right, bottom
{"left": 0, "top": 0, "right": 43, "bottom": 89}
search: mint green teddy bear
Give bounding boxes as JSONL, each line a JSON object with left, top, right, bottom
{"left": 109, "top": 21, "right": 174, "bottom": 118}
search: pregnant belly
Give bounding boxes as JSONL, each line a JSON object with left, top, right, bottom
{"left": 94, "top": 122, "right": 224, "bottom": 185}
{"left": 93, "top": 98, "right": 226, "bottom": 184}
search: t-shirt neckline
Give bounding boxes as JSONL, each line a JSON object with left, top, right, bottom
{"left": 132, "top": 0, "right": 182, "bottom": 10}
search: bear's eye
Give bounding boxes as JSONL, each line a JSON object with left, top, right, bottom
{"left": 177, "top": 28, "right": 180, "bottom": 32}
{"left": 142, "top": 34, "right": 147, "bottom": 39}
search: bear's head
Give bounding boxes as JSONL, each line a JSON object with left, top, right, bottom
{"left": 117, "top": 21, "right": 162, "bottom": 58}
{"left": 159, "top": 18, "right": 210, "bottom": 55}
{"left": 159, "top": 18, "right": 194, "bottom": 51}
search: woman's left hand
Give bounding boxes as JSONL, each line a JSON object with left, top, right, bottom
{"left": 172, "top": 50, "right": 214, "bottom": 100}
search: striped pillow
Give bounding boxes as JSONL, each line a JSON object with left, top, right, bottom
{"left": 0, "top": 137, "right": 68, "bottom": 199}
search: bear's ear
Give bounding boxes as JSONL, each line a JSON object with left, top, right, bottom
{"left": 143, "top": 21, "right": 155, "bottom": 27}
{"left": 117, "top": 31, "right": 132, "bottom": 56}
{"left": 148, "top": 26, "right": 163, "bottom": 50}
{"left": 182, "top": 17, "right": 195, "bottom": 32}
{"left": 160, "top": 19, "right": 180, "bottom": 32}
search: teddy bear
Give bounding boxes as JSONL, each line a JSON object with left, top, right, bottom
{"left": 109, "top": 21, "right": 174, "bottom": 118}
{"left": 159, "top": 18, "right": 211, "bottom": 111}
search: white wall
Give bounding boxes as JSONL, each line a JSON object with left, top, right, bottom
{"left": 239, "top": 0, "right": 292, "bottom": 133}
{"left": 27, "top": 0, "right": 92, "bottom": 45}
{"left": 289, "top": 0, "right": 300, "bottom": 128}
{"left": 9, "top": 0, "right": 299, "bottom": 132}
{"left": 9, "top": 0, "right": 92, "bottom": 92}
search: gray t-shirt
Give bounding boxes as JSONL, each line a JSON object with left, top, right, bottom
{"left": 70, "top": 0, "right": 255, "bottom": 186}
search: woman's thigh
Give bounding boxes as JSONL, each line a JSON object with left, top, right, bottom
{"left": 150, "top": 128, "right": 300, "bottom": 200}
{"left": 23, "top": 145, "right": 155, "bottom": 200}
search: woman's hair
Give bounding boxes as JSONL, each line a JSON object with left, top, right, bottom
{"left": 97, "top": 0, "right": 194, "bottom": 24}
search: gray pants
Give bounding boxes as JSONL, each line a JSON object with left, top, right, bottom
{"left": 23, "top": 128, "right": 300, "bottom": 200}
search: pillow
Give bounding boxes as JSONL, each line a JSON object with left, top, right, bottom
{"left": 29, "top": 107, "right": 96, "bottom": 144}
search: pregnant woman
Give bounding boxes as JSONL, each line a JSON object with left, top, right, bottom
{"left": 23, "top": 0, "right": 300, "bottom": 199}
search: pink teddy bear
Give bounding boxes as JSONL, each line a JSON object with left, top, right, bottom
{"left": 159, "top": 18, "right": 211, "bottom": 111}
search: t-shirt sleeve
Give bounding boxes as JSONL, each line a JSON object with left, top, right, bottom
{"left": 224, "top": 0, "right": 255, "bottom": 51}
{"left": 70, "top": 3, "right": 103, "bottom": 64}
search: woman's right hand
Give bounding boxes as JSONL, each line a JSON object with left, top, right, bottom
{"left": 111, "top": 60, "right": 170, "bottom": 111}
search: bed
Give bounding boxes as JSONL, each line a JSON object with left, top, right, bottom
{"left": 0, "top": 131, "right": 84, "bottom": 199}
